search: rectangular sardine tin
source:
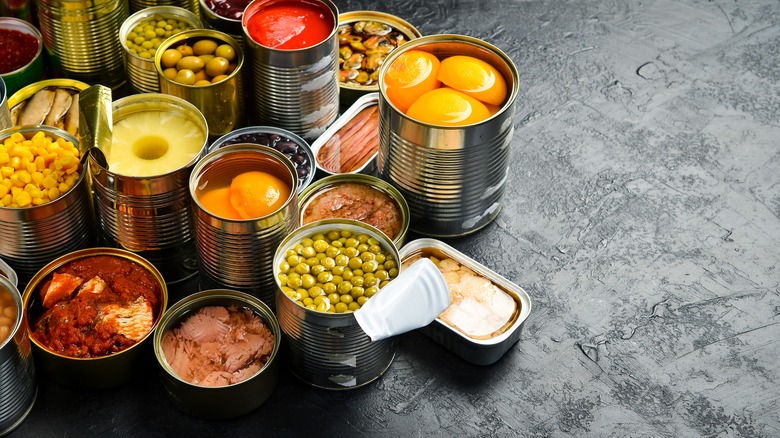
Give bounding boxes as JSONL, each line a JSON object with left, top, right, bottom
{"left": 399, "top": 238, "right": 532, "bottom": 365}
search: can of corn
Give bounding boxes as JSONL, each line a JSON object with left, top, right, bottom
{"left": 89, "top": 94, "right": 208, "bottom": 285}
{"left": 0, "top": 274, "right": 36, "bottom": 436}
{"left": 0, "top": 125, "right": 95, "bottom": 287}
{"left": 156, "top": 29, "right": 245, "bottom": 140}
{"left": 377, "top": 34, "right": 519, "bottom": 237}
{"left": 241, "top": 0, "right": 340, "bottom": 141}
{"left": 189, "top": 144, "right": 299, "bottom": 308}
{"left": 120, "top": 6, "right": 202, "bottom": 94}
{"left": 37, "top": 0, "right": 128, "bottom": 90}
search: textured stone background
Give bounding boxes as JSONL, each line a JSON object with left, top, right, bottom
{"left": 12, "top": 0, "right": 780, "bottom": 437}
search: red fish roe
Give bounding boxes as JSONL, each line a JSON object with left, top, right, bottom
{"left": 0, "top": 28, "right": 39, "bottom": 74}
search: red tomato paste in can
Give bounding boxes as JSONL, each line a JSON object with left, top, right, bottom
{"left": 245, "top": 0, "right": 333, "bottom": 50}
{"left": 0, "top": 28, "right": 38, "bottom": 74}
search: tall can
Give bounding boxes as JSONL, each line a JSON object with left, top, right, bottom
{"left": 0, "top": 126, "right": 95, "bottom": 287}
{"left": 156, "top": 29, "right": 245, "bottom": 140}
{"left": 89, "top": 94, "right": 208, "bottom": 285}
{"left": 242, "top": 0, "right": 340, "bottom": 141}
{"left": 0, "top": 275, "right": 36, "bottom": 436}
{"left": 120, "top": 6, "right": 202, "bottom": 94}
{"left": 377, "top": 34, "right": 519, "bottom": 237}
{"left": 190, "top": 144, "right": 299, "bottom": 308}
{"left": 37, "top": 0, "right": 128, "bottom": 90}
{"left": 273, "top": 219, "right": 400, "bottom": 390}
{"left": 130, "top": 0, "right": 200, "bottom": 15}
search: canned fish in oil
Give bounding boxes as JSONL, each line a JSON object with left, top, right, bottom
{"left": 130, "top": 0, "right": 200, "bottom": 16}
{"left": 190, "top": 144, "right": 299, "bottom": 308}
{"left": 377, "top": 34, "right": 519, "bottom": 237}
{"left": 120, "top": 6, "right": 202, "bottom": 94}
{"left": 156, "top": 29, "right": 245, "bottom": 140}
{"left": 0, "top": 126, "right": 95, "bottom": 288}
{"left": 241, "top": 0, "right": 340, "bottom": 141}
{"left": 0, "top": 275, "right": 36, "bottom": 436}
{"left": 38, "top": 0, "right": 128, "bottom": 90}
{"left": 89, "top": 94, "right": 208, "bottom": 285}
{"left": 7, "top": 79, "right": 89, "bottom": 137}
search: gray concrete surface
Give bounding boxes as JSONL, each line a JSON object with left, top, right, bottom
{"left": 11, "top": 0, "right": 780, "bottom": 437}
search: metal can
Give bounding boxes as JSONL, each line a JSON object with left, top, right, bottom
{"left": 190, "top": 144, "right": 299, "bottom": 308}
{"left": 0, "top": 77, "right": 11, "bottom": 131}
{"left": 120, "top": 6, "right": 202, "bottom": 94}
{"left": 377, "top": 34, "right": 519, "bottom": 237}
{"left": 153, "top": 289, "right": 281, "bottom": 419}
{"left": 0, "top": 17, "right": 45, "bottom": 96}
{"left": 7, "top": 79, "right": 89, "bottom": 137}
{"left": 198, "top": 0, "right": 244, "bottom": 49}
{"left": 89, "top": 94, "right": 208, "bottom": 285}
{"left": 0, "top": 275, "right": 36, "bottom": 436}
{"left": 156, "top": 29, "right": 245, "bottom": 140}
{"left": 0, "top": 126, "right": 95, "bottom": 288}
{"left": 241, "top": 0, "right": 340, "bottom": 141}
{"left": 37, "top": 0, "right": 128, "bottom": 90}
{"left": 336, "top": 11, "right": 422, "bottom": 106}
{"left": 298, "top": 173, "right": 410, "bottom": 247}
{"left": 273, "top": 219, "right": 399, "bottom": 390}
{"left": 130, "top": 0, "right": 200, "bottom": 16}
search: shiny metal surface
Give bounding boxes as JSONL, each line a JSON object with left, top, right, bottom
{"left": 377, "top": 34, "right": 519, "bottom": 238}
{"left": 0, "top": 77, "right": 10, "bottom": 131}
{"left": 130, "top": 0, "right": 200, "bottom": 15}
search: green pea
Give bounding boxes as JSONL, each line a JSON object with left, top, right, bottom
{"left": 306, "top": 257, "right": 320, "bottom": 266}
{"left": 338, "top": 281, "right": 352, "bottom": 294}
{"left": 340, "top": 230, "right": 352, "bottom": 238}
{"left": 357, "top": 296, "right": 368, "bottom": 306}
{"left": 327, "top": 293, "right": 340, "bottom": 303}
{"left": 323, "top": 282, "right": 337, "bottom": 294}
{"left": 368, "top": 244, "right": 381, "bottom": 254}
{"left": 335, "top": 302, "right": 348, "bottom": 313}
{"left": 350, "top": 286, "right": 364, "bottom": 297}
{"left": 340, "top": 294, "right": 354, "bottom": 304}
{"left": 348, "top": 302, "right": 360, "bottom": 311}
{"left": 313, "top": 295, "right": 326, "bottom": 306}
{"left": 365, "top": 286, "right": 379, "bottom": 297}
{"left": 375, "top": 269, "right": 389, "bottom": 281}
{"left": 301, "top": 237, "right": 314, "bottom": 246}
{"left": 367, "top": 237, "right": 379, "bottom": 245}
{"left": 317, "top": 271, "right": 333, "bottom": 283}
{"left": 362, "top": 260, "right": 378, "bottom": 273}
{"left": 345, "top": 237, "right": 359, "bottom": 248}
{"left": 375, "top": 253, "right": 386, "bottom": 264}
{"left": 298, "top": 289, "right": 310, "bottom": 300}
{"left": 327, "top": 230, "right": 341, "bottom": 241}
{"left": 384, "top": 259, "right": 397, "bottom": 270}
{"left": 301, "top": 274, "right": 316, "bottom": 289}
{"left": 278, "top": 273, "right": 288, "bottom": 285}
{"left": 343, "top": 247, "right": 358, "bottom": 258}
{"left": 353, "top": 269, "right": 364, "bottom": 277}
{"left": 332, "top": 275, "right": 343, "bottom": 284}
{"left": 309, "top": 286, "right": 324, "bottom": 297}
{"left": 342, "top": 270, "right": 353, "bottom": 281}
{"left": 357, "top": 234, "right": 369, "bottom": 243}
{"left": 287, "top": 254, "right": 302, "bottom": 266}
{"left": 301, "top": 245, "right": 316, "bottom": 258}
{"left": 321, "top": 257, "right": 336, "bottom": 269}
{"left": 363, "top": 274, "right": 378, "bottom": 287}
{"left": 294, "top": 263, "right": 310, "bottom": 275}
{"left": 312, "top": 233, "right": 326, "bottom": 241}
{"left": 332, "top": 265, "right": 345, "bottom": 276}
{"left": 357, "top": 243, "right": 369, "bottom": 253}
{"left": 360, "top": 251, "right": 375, "bottom": 262}
{"left": 287, "top": 275, "right": 302, "bottom": 289}
{"left": 348, "top": 257, "right": 362, "bottom": 270}
{"left": 350, "top": 276, "right": 364, "bottom": 287}
{"left": 335, "top": 254, "right": 348, "bottom": 266}
{"left": 314, "top": 239, "right": 329, "bottom": 253}
{"left": 388, "top": 267, "right": 399, "bottom": 278}
{"left": 331, "top": 240, "right": 343, "bottom": 248}
{"left": 325, "top": 246, "right": 340, "bottom": 258}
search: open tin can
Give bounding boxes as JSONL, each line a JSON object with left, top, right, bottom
{"left": 398, "top": 238, "right": 531, "bottom": 365}
{"left": 130, "top": 0, "right": 200, "bottom": 15}
{"left": 7, "top": 79, "right": 89, "bottom": 137}
{"left": 121, "top": 6, "right": 202, "bottom": 94}
{"left": 0, "top": 17, "right": 45, "bottom": 96}
{"left": 0, "top": 77, "right": 11, "bottom": 131}
{"left": 0, "top": 126, "right": 95, "bottom": 287}
{"left": 377, "top": 34, "right": 519, "bottom": 237}
{"left": 0, "top": 274, "right": 36, "bottom": 436}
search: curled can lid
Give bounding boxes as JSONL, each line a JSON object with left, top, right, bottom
{"left": 354, "top": 258, "right": 450, "bottom": 342}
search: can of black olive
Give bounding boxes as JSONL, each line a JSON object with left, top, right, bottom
{"left": 37, "top": 0, "right": 128, "bottom": 90}
{"left": 241, "top": 0, "right": 340, "bottom": 141}
{"left": 377, "top": 34, "right": 519, "bottom": 237}
{"left": 0, "top": 274, "right": 36, "bottom": 436}
{"left": 156, "top": 29, "right": 245, "bottom": 140}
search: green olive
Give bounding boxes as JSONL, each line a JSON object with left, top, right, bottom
{"left": 177, "top": 55, "right": 204, "bottom": 73}
{"left": 193, "top": 39, "right": 218, "bottom": 56}
{"left": 215, "top": 44, "right": 236, "bottom": 62}
{"left": 211, "top": 74, "right": 229, "bottom": 84}
{"left": 161, "top": 49, "right": 182, "bottom": 68}
{"left": 163, "top": 67, "right": 178, "bottom": 80}
{"left": 177, "top": 44, "right": 193, "bottom": 56}
{"left": 173, "top": 69, "right": 196, "bottom": 85}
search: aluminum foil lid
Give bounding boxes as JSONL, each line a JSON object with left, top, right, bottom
{"left": 354, "top": 258, "right": 450, "bottom": 342}
{"left": 78, "top": 84, "right": 112, "bottom": 167}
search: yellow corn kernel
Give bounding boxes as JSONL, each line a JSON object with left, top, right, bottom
{"left": 10, "top": 186, "right": 21, "bottom": 196}
{"left": 42, "top": 175, "right": 58, "bottom": 189}
{"left": 34, "top": 156, "right": 45, "bottom": 171}
{"left": 0, "top": 185, "right": 8, "bottom": 198}
{"left": 58, "top": 182, "right": 69, "bottom": 193}
{"left": 9, "top": 174, "right": 24, "bottom": 187}
{"left": 31, "top": 171, "right": 44, "bottom": 185}
{"left": 1, "top": 167, "right": 13, "bottom": 178}
{"left": 31, "top": 197, "right": 47, "bottom": 206}
{"left": 42, "top": 168, "right": 52, "bottom": 177}
{"left": 47, "top": 187, "right": 60, "bottom": 201}
{"left": 10, "top": 156, "right": 20, "bottom": 169}
{"left": 1, "top": 194, "right": 11, "bottom": 206}
{"left": 14, "top": 190, "right": 32, "bottom": 207}
{"left": 1, "top": 179, "right": 10, "bottom": 189}
{"left": 16, "top": 171, "right": 32, "bottom": 185}
{"left": 0, "top": 152, "right": 8, "bottom": 164}
{"left": 26, "top": 161, "right": 37, "bottom": 174}
{"left": 9, "top": 132, "right": 24, "bottom": 143}
{"left": 60, "top": 154, "right": 78, "bottom": 169}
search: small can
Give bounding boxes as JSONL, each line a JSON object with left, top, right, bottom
{"left": 130, "top": 0, "right": 200, "bottom": 15}
{"left": 208, "top": 125, "right": 316, "bottom": 193}
{"left": 89, "top": 94, "right": 208, "bottom": 285}
{"left": 153, "top": 289, "right": 281, "bottom": 419}
{"left": 156, "top": 29, "right": 245, "bottom": 140}
{"left": 398, "top": 238, "right": 532, "bottom": 365}
{"left": 0, "top": 77, "right": 11, "bottom": 131}
{"left": 0, "top": 17, "right": 45, "bottom": 96}
{"left": 7, "top": 79, "right": 89, "bottom": 137}
{"left": 120, "top": 6, "right": 202, "bottom": 94}
{"left": 198, "top": 0, "right": 246, "bottom": 49}
{"left": 241, "top": 0, "right": 340, "bottom": 141}
{"left": 298, "top": 173, "right": 409, "bottom": 247}
{"left": 310, "top": 92, "right": 379, "bottom": 176}
{"left": 0, "top": 126, "right": 95, "bottom": 288}
{"left": 336, "top": 11, "right": 422, "bottom": 106}
{"left": 273, "top": 219, "right": 400, "bottom": 390}
{"left": 37, "top": 0, "right": 128, "bottom": 90}
{"left": 190, "top": 144, "right": 299, "bottom": 308}
{"left": 377, "top": 34, "right": 519, "bottom": 237}
{"left": 22, "top": 247, "right": 168, "bottom": 389}
{"left": 0, "top": 275, "right": 36, "bottom": 436}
